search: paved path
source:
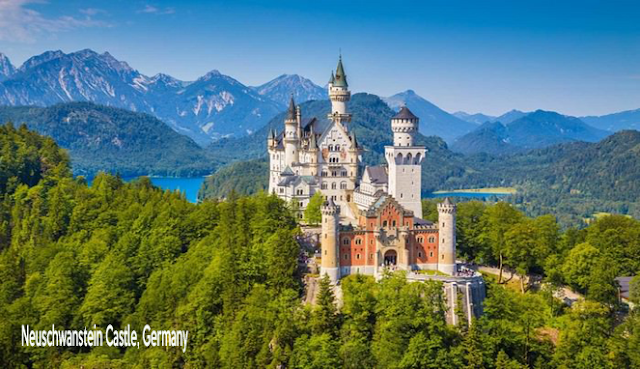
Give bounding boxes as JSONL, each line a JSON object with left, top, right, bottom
{"left": 477, "top": 265, "right": 583, "bottom": 304}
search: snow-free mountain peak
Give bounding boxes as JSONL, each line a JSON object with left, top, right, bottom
{"left": 383, "top": 90, "right": 477, "bottom": 143}
{"left": 253, "top": 73, "right": 327, "bottom": 108}
{"left": 0, "top": 53, "right": 15, "bottom": 81}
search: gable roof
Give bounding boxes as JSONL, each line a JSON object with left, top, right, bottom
{"left": 364, "top": 166, "right": 388, "bottom": 184}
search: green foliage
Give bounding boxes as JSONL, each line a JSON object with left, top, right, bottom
{"left": 198, "top": 158, "right": 268, "bottom": 199}
{"left": 304, "top": 191, "right": 324, "bottom": 225}
{"left": 2, "top": 125, "right": 640, "bottom": 368}
{"left": 630, "top": 275, "right": 640, "bottom": 305}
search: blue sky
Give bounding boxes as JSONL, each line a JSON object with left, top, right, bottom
{"left": 0, "top": 0, "right": 639, "bottom": 116}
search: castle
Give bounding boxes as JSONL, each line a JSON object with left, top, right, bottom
{"left": 268, "top": 57, "right": 484, "bottom": 324}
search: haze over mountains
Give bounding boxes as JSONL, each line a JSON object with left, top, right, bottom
{"left": 451, "top": 110, "right": 609, "bottom": 155}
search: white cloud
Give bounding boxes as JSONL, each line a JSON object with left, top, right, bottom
{"left": 80, "top": 8, "right": 106, "bottom": 16}
{"left": 138, "top": 4, "right": 175, "bottom": 15}
{"left": 0, "top": 0, "right": 109, "bottom": 43}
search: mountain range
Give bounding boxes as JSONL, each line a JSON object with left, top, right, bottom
{"left": 1, "top": 48, "right": 639, "bottom": 154}
{"left": 450, "top": 110, "right": 608, "bottom": 155}
{"left": 0, "top": 49, "right": 328, "bottom": 146}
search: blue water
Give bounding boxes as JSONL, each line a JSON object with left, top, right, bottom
{"left": 87, "top": 176, "right": 205, "bottom": 203}
{"left": 425, "top": 191, "right": 512, "bottom": 199}
{"left": 144, "top": 177, "right": 205, "bottom": 203}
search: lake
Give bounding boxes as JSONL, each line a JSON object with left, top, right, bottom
{"left": 144, "top": 177, "right": 205, "bottom": 203}
{"left": 425, "top": 191, "right": 512, "bottom": 199}
{"left": 88, "top": 176, "right": 205, "bottom": 203}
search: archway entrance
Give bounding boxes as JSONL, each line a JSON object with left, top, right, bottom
{"left": 384, "top": 250, "right": 397, "bottom": 266}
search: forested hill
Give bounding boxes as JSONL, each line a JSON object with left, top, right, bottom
{"left": 0, "top": 102, "right": 216, "bottom": 177}
{"left": 2, "top": 125, "right": 640, "bottom": 368}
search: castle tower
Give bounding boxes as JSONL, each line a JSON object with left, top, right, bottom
{"left": 284, "top": 96, "right": 299, "bottom": 167}
{"left": 267, "top": 128, "right": 278, "bottom": 194}
{"left": 437, "top": 197, "right": 457, "bottom": 275}
{"left": 385, "top": 106, "right": 426, "bottom": 217}
{"left": 327, "top": 56, "right": 351, "bottom": 126}
{"left": 321, "top": 198, "right": 340, "bottom": 283}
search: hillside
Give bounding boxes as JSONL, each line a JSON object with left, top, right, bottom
{"left": 451, "top": 110, "right": 608, "bottom": 155}
{"left": 384, "top": 90, "right": 477, "bottom": 143}
{"left": 0, "top": 102, "right": 216, "bottom": 177}
{"left": 449, "top": 121, "right": 520, "bottom": 156}
{"left": 199, "top": 158, "right": 269, "bottom": 199}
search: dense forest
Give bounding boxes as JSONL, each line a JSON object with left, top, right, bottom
{"left": 1, "top": 122, "right": 640, "bottom": 368}
{"left": 0, "top": 102, "right": 217, "bottom": 177}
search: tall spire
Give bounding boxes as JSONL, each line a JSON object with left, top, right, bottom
{"left": 309, "top": 125, "right": 318, "bottom": 149}
{"left": 328, "top": 70, "right": 335, "bottom": 85}
{"left": 334, "top": 56, "right": 348, "bottom": 88}
{"left": 286, "top": 95, "right": 296, "bottom": 121}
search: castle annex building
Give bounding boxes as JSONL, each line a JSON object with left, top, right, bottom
{"left": 268, "top": 57, "right": 484, "bottom": 324}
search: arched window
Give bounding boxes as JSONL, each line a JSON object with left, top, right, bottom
{"left": 392, "top": 220, "right": 396, "bottom": 228}
{"left": 340, "top": 181, "right": 347, "bottom": 189}
{"left": 335, "top": 144, "right": 340, "bottom": 151}
{"left": 428, "top": 236, "right": 435, "bottom": 243}
{"left": 331, "top": 182, "right": 337, "bottom": 190}
{"left": 355, "top": 238, "right": 362, "bottom": 245}
{"left": 418, "top": 252, "right": 422, "bottom": 258}
{"left": 356, "top": 254, "right": 361, "bottom": 260}
{"left": 383, "top": 220, "right": 388, "bottom": 227}
{"left": 321, "top": 182, "right": 327, "bottom": 190}
{"left": 328, "top": 144, "right": 333, "bottom": 151}
{"left": 343, "top": 238, "right": 349, "bottom": 245}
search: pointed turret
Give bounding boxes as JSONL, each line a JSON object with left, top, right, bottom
{"left": 333, "top": 56, "right": 348, "bottom": 88}
{"left": 328, "top": 55, "right": 351, "bottom": 119}
{"left": 284, "top": 95, "right": 299, "bottom": 166}
{"left": 309, "top": 125, "right": 318, "bottom": 149}
{"left": 286, "top": 95, "right": 296, "bottom": 121}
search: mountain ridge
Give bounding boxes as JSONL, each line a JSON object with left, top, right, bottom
{"left": 252, "top": 74, "right": 327, "bottom": 108}
{"left": 0, "top": 102, "right": 216, "bottom": 177}
{"left": 451, "top": 110, "right": 608, "bottom": 155}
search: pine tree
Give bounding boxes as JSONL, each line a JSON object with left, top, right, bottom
{"left": 463, "top": 322, "right": 485, "bottom": 369}
{"left": 311, "top": 274, "right": 338, "bottom": 336}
